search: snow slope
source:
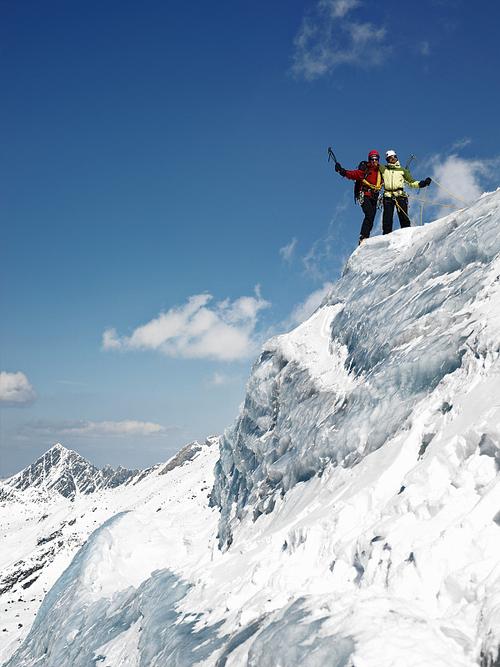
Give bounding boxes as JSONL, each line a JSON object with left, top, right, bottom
{"left": 0, "top": 440, "right": 217, "bottom": 664}
{"left": 3, "top": 190, "right": 500, "bottom": 666}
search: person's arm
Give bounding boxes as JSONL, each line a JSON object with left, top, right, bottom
{"left": 404, "top": 168, "right": 431, "bottom": 189}
{"left": 337, "top": 166, "right": 365, "bottom": 181}
{"left": 403, "top": 168, "right": 420, "bottom": 188}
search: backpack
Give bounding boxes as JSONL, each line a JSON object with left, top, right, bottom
{"left": 354, "top": 161, "right": 369, "bottom": 203}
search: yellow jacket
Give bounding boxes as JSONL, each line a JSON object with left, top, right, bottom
{"left": 379, "top": 161, "right": 420, "bottom": 197}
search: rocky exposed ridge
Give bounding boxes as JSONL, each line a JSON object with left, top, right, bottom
{"left": 5, "top": 443, "right": 140, "bottom": 500}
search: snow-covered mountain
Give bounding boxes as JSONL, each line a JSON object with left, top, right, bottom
{"left": 2, "top": 190, "right": 500, "bottom": 666}
{"left": 0, "top": 439, "right": 217, "bottom": 663}
{"left": 5, "top": 443, "right": 140, "bottom": 499}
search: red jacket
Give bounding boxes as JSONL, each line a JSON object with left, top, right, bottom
{"left": 344, "top": 165, "right": 381, "bottom": 198}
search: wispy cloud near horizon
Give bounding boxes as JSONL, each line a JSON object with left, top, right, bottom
{"left": 291, "top": 0, "right": 386, "bottom": 80}
{"left": 23, "top": 419, "right": 173, "bottom": 438}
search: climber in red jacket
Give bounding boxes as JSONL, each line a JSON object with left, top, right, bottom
{"left": 335, "top": 149, "right": 382, "bottom": 244}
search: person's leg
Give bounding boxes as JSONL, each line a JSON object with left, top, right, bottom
{"left": 396, "top": 196, "right": 411, "bottom": 228}
{"left": 382, "top": 197, "right": 394, "bottom": 234}
{"left": 359, "top": 197, "right": 377, "bottom": 241}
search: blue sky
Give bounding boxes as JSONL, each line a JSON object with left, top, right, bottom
{"left": 1, "top": 0, "right": 499, "bottom": 476}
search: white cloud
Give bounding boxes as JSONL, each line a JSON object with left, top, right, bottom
{"left": 25, "top": 419, "right": 169, "bottom": 438}
{"left": 103, "top": 288, "right": 270, "bottom": 362}
{"left": 320, "top": 0, "right": 361, "bottom": 18}
{"left": 291, "top": 0, "right": 386, "bottom": 80}
{"left": 346, "top": 21, "right": 385, "bottom": 50}
{"left": 74, "top": 420, "right": 166, "bottom": 436}
{"left": 210, "top": 372, "right": 228, "bottom": 386}
{"left": 419, "top": 40, "right": 431, "bottom": 56}
{"left": 429, "top": 154, "right": 499, "bottom": 217}
{"left": 56, "top": 379, "right": 87, "bottom": 387}
{"left": 0, "top": 371, "right": 36, "bottom": 406}
{"left": 289, "top": 282, "right": 335, "bottom": 326}
{"left": 209, "top": 372, "right": 233, "bottom": 386}
{"left": 102, "top": 328, "right": 122, "bottom": 350}
{"left": 280, "top": 237, "right": 298, "bottom": 263}
{"left": 450, "top": 137, "right": 472, "bottom": 152}
{"left": 302, "top": 194, "right": 351, "bottom": 280}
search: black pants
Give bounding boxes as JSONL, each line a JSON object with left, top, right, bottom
{"left": 382, "top": 196, "right": 411, "bottom": 234}
{"left": 359, "top": 195, "right": 378, "bottom": 240}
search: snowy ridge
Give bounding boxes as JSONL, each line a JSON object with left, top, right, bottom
{"left": 3, "top": 191, "right": 500, "bottom": 666}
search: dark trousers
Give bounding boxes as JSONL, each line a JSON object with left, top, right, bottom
{"left": 359, "top": 195, "right": 378, "bottom": 240}
{"left": 382, "top": 196, "right": 411, "bottom": 234}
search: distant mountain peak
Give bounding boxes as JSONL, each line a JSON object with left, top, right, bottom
{"left": 49, "top": 442, "right": 68, "bottom": 452}
{"left": 5, "top": 443, "right": 139, "bottom": 500}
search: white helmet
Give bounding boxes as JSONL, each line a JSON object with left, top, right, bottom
{"left": 385, "top": 149, "right": 397, "bottom": 159}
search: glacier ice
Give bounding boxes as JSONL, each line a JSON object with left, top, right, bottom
{"left": 5, "top": 516, "right": 356, "bottom": 667}
{"left": 211, "top": 190, "right": 500, "bottom": 549}
{"left": 244, "top": 598, "right": 354, "bottom": 667}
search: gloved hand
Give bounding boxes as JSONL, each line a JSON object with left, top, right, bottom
{"left": 418, "top": 177, "right": 432, "bottom": 188}
{"left": 335, "top": 162, "right": 342, "bottom": 173}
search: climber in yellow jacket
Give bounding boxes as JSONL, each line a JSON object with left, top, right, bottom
{"left": 379, "top": 149, "right": 431, "bottom": 234}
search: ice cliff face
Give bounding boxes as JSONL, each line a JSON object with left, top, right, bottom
{"left": 4, "top": 191, "right": 500, "bottom": 667}
{"left": 211, "top": 190, "right": 500, "bottom": 549}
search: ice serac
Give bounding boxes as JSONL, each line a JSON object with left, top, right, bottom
{"left": 211, "top": 189, "right": 500, "bottom": 548}
{"left": 5, "top": 443, "right": 139, "bottom": 499}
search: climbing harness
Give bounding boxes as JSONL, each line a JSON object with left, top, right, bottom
{"left": 361, "top": 171, "right": 382, "bottom": 193}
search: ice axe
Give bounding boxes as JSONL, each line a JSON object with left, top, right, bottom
{"left": 327, "top": 147, "right": 339, "bottom": 165}
{"left": 405, "top": 154, "right": 416, "bottom": 170}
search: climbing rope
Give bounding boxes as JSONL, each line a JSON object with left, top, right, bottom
{"left": 431, "top": 178, "right": 470, "bottom": 206}
{"left": 384, "top": 192, "right": 458, "bottom": 229}
{"left": 407, "top": 193, "right": 460, "bottom": 209}
{"left": 392, "top": 196, "right": 412, "bottom": 225}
